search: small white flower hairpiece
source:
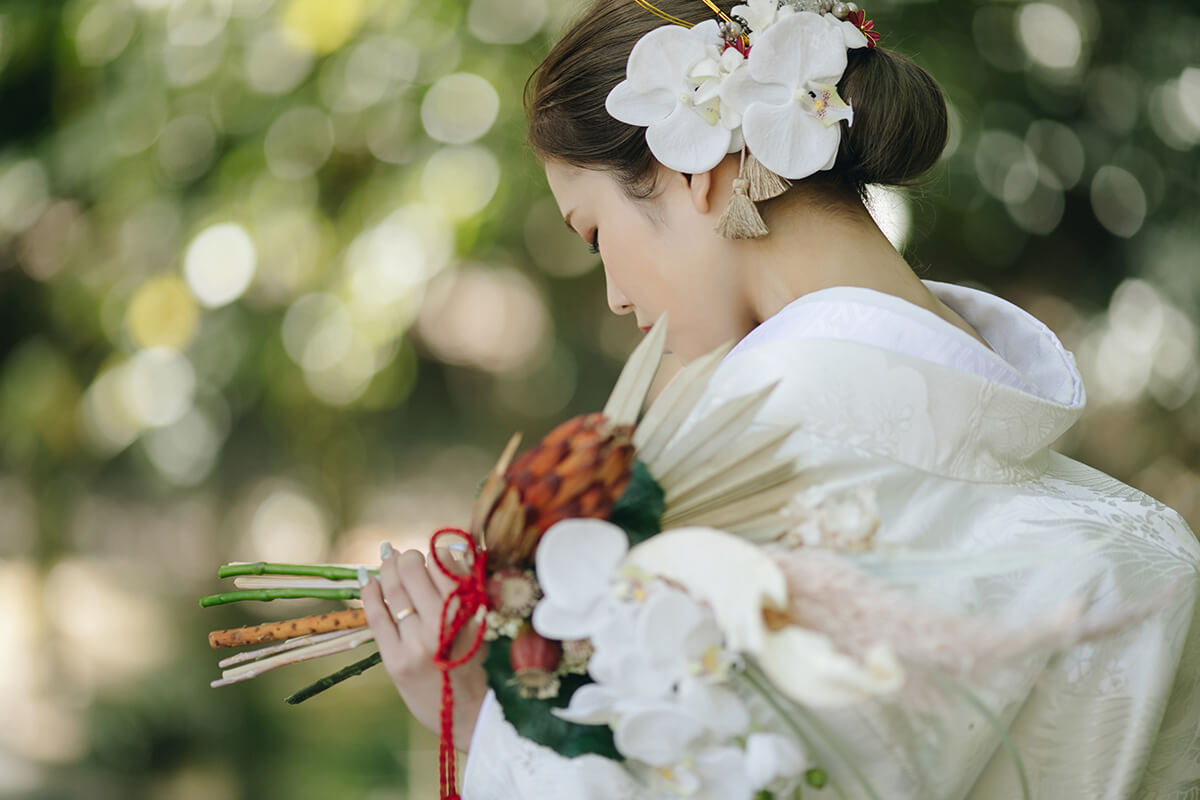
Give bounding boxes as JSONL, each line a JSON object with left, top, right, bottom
{"left": 606, "top": 0, "right": 878, "bottom": 238}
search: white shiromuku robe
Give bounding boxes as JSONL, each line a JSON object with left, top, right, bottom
{"left": 461, "top": 282, "right": 1200, "bottom": 799}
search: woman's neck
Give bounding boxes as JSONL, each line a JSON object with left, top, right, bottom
{"left": 737, "top": 197, "right": 993, "bottom": 349}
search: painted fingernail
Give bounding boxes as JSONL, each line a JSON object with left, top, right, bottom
{"left": 379, "top": 541, "right": 395, "bottom": 560}
{"left": 357, "top": 567, "right": 369, "bottom": 588}
{"left": 447, "top": 541, "right": 468, "bottom": 554}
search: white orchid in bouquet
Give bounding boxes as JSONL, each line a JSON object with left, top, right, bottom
{"left": 533, "top": 519, "right": 902, "bottom": 799}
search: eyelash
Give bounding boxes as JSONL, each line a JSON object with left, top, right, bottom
{"left": 588, "top": 230, "right": 600, "bottom": 255}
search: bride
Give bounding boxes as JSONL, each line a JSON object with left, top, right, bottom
{"left": 359, "top": 1, "right": 1200, "bottom": 797}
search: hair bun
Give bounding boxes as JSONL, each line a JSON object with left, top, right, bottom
{"left": 836, "top": 47, "right": 949, "bottom": 188}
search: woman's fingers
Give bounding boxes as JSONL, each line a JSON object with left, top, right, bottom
{"left": 373, "top": 541, "right": 486, "bottom": 667}
{"left": 386, "top": 550, "right": 446, "bottom": 645}
{"left": 428, "top": 546, "right": 465, "bottom": 596}
{"left": 360, "top": 567, "right": 406, "bottom": 664}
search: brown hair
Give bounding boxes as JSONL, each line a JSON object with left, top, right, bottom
{"left": 526, "top": 0, "right": 948, "bottom": 200}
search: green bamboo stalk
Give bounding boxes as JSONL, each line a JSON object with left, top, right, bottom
{"left": 285, "top": 651, "right": 383, "bottom": 704}
{"left": 217, "top": 562, "right": 374, "bottom": 581}
{"left": 199, "top": 588, "right": 361, "bottom": 608}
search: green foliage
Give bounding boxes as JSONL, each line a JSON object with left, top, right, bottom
{"left": 483, "top": 636, "right": 621, "bottom": 761}
{"left": 609, "top": 459, "right": 664, "bottom": 547}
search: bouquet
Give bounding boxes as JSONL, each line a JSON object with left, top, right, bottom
{"left": 202, "top": 316, "right": 1154, "bottom": 800}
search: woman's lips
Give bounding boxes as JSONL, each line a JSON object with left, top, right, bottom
{"left": 638, "top": 325, "right": 651, "bottom": 333}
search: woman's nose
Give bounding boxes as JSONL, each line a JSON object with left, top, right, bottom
{"left": 606, "top": 276, "right": 633, "bottom": 315}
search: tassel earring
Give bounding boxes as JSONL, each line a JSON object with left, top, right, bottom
{"left": 744, "top": 153, "right": 791, "bottom": 201}
{"left": 716, "top": 148, "right": 769, "bottom": 239}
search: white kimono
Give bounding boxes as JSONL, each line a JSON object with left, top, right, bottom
{"left": 462, "top": 282, "right": 1200, "bottom": 799}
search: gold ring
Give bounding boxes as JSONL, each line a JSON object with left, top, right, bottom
{"left": 393, "top": 607, "right": 416, "bottom": 624}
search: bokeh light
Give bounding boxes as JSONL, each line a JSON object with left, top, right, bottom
{"left": 1091, "top": 166, "right": 1147, "bottom": 238}
{"left": 244, "top": 25, "right": 316, "bottom": 94}
{"left": 281, "top": 0, "right": 365, "bottom": 55}
{"left": 158, "top": 114, "right": 218, "bottom": 181}
{"left": 125, "top": 347, "right": 197, "bottom": 428}
{"left": 422, "top": 145, "right": 502, "bottom": 220}
{"left": 264, "top": 106, "right": 335, "bottom": 179}
{"left": 0, "top": 159, "right": 49, "bottom": 235}
{"left": 1017, "top": 4, "right": 1083, "bottom": 72}
{"left": 417, "top": 264, "right": 550, "bottom": 373}
{"left": 420, "top": 72, "right": 500, "bottom": 144}
{"left": 282, "top": 292, "right": 353, "bottom": 372}
{"left": 241, "top": 480, "right": 331, "bottom": 564}
{"left": 45, "top": 559, "right": 174, "bottom": 688}
{"left": 127, "top": 274, "right": 201, "bottom": 350}
{"left": 183, "top": 222, "right": 258, "bottom": 307}
{"left": 73, "top": 2, "right": 137, "bottom": 66}
{"left": 318, "top": 35, "right": 419, "bottom": 113}
{"left": 143, "top": 406, "right": 225, "bottom": 485}
{"left": 468, "top": 0, "right": 548, "bottom": 44}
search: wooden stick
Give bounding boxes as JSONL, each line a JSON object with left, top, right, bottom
{"left": 208, "top": 608, "right": 367, "bottom": 649}
{"left": 217, "top": 628, "right": 360, "bottom": 669}
{"left": 232, "top": 576, "right": 359, "bottom": 590}
{"left": 211, "top": 629, "right": 376, "bottom": 687}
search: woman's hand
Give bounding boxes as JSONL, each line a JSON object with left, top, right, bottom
{"left": 361, "top": 544, "right": 489, "bottom": 751}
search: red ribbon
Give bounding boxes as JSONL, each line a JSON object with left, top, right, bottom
{"left": 430, "top": 528, "right": 490, "bottom": 800}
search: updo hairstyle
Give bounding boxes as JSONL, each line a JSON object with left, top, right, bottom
{"left": 526, "top": 0, "right": 949, "bottom": 203}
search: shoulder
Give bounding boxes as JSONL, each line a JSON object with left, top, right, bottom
{"left": 1037, "top": 452, "right": 1200, "bottom": 568}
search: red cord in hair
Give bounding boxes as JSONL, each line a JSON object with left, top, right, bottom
{"left": 430, "top": 528, "right": 490, "bottom": 800}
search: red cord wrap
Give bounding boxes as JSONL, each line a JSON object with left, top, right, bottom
{"left": 430, "top": 528, "right": 490, "bottom": 800}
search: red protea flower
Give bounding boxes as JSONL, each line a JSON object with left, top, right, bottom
{"left": 483, "top": 412, "right": 635, "bottom": 567}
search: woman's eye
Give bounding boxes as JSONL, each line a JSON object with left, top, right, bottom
{"left": 588, "top": 230, "right": 600, "bottom": 255}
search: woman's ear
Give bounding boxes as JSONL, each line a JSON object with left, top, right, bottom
{"left": 689, "top": 168, "right": 714, "bottom": 215}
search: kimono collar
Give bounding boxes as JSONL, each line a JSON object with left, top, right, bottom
{"left": 707, "top": 282, "right": 1087, "bottom": 483}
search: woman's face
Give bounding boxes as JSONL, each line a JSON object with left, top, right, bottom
{"left": 544, "top": 161, "right": 754, "bottom": 363}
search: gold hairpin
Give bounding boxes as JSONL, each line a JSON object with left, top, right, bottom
{"left": 696, "top": 0, "right": 736, "bottom": 26}
{"left": 632, "top": 0, "right": 695, "bottom": 27}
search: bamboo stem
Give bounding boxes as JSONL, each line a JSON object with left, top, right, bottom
{"left": 211, "top": 629, "right": 375, "bottom": 687}
{"left": 217, "top": 562, "right": 374, "bottom": 581}
{"left": 199, "top": 587, "right": 360, "bottom": 608}
{"left": 285, "top": 652, "right": 383, "bottom": 705}
{"left": 208, "top": 608, "right": 367, "bottom": 648}
{"left": 218, "top": 628, "right": 361, "bottom": 669}
{"left": 233, "top": 576, "right": 359, "bottom": 590}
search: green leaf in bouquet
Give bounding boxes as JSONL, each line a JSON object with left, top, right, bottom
{"left": 483, "top": 637, "right": 622, "bottom": 761}
{"left": 608, "top": 459, "right": 664, "bottom": 547}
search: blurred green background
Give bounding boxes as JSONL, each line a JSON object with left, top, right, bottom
{"left": 0, "top": 0, "right": 1196, "bottom": 797}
